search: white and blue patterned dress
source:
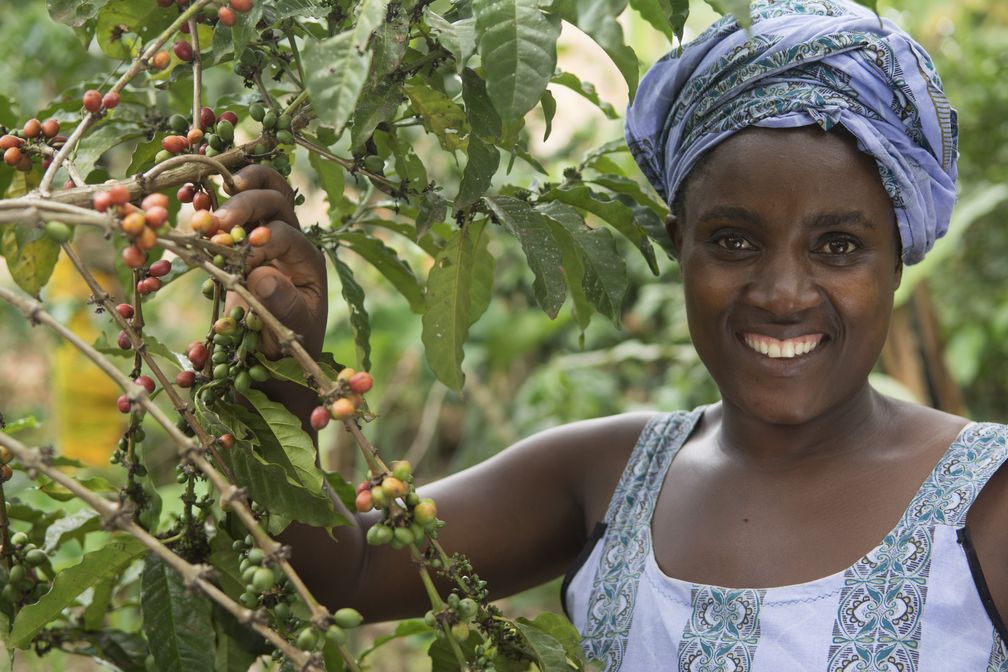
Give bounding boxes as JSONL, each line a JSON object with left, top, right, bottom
{"left": 562, "top": 409, "right": 1008, "bottom": 671}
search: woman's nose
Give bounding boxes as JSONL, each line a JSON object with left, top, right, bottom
{"left": 744, "top": 251, "right": 821, "bottom": 318}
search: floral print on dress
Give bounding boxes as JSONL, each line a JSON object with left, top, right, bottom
{"left": 679, "top": 588, "right": 766, "bottom": 672}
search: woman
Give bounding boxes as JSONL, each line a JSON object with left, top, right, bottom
{"left": 216, "top": 0, "right": 1008, "bottom": 667}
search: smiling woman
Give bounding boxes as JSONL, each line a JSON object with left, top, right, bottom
{"left": 257, "top": 0, "right": 1008, "bottom": 670}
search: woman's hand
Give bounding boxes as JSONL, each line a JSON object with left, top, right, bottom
{"left": 215, "top": 165, "right": 327, "bottom": 360}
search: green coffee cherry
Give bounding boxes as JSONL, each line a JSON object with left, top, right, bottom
{"left": 8, "top": 564, "right": 26, "bottom": 584}
{"left": 273, "top": 602, "right": 290, "bottom": 621}
{"left": 213, "top": 363, "right": 230, "bottom": 380}
{"left": 247, "top": 548, "right": 265, "bottom": 565}
{"left": 213, "top": 254, "right": 226, "bottom": 268}
{"left": 10, "top": 532, "right": 27, "bottom": 547}
{"left": 217, "top": 120, "right": 235, "bottom": 143}
{"left": 391, "top": 460, "right": 412, "bottom": 481}
{"left": 24, "top": 549, "right": 47, "bottom": 568}
{"left": 248, "top": 365, "right": 269, "bottom": 382}
{"left": 325, "top": 625, "right": 346, "bottom": 646}
{"left": 242, "top": 331, "right": 260, "bottom": 352}
{"left": 457, "top": 598, "right": 478, "bottom": 621}
{"left": 296, "top": 627, "right": 317, "bottom": 651}
{"left": 205, "top": 146, "right": 220, "bottom": 157}
{"left": 207, "top": 133, "right": 225, "bottom": 151}
{"left": 333, "top": 607, "right": 363, "bottom": 629}
{"left": 262, "top": 111, "right": 277, "bottom": 130}
{"left": 277, "top": 114, "right": 292, "bottom": 131}
{"left": 249, "top": 103, "right": 265, "bottom": 122}
{"left": 0, "top": 584, "right": 17, "bottom": 602}
{"left": 366, "top": 524, "right": 393, "bottom": 545}
{"left": 253, "top": 142, "right": 268, "bottom": 156}
{"left": 245, "top": 313, "right": 263, "bottom": 331}
{"left": 393, "top": 527, "right": 414, "bottom": 546}
{"left": 363, "top": 155, "right": 384, "bottom": 173}
{"left": 212, "top": 350, "right": 229, "bottom": 365}
{"left": 169, "top": 114, "right": 189, "bottom": 133}
{"left": 44, "top": 221, "right": 72, "bottom": 243}
{"left": 155, "top": 149, "right": 173, "bottom": 164}
{"left": 230, "top": 225, "right": 246, "bottom": 243}
{"left": 202, "top": 278, "right": 216, "bottom": 299}
{"left": 240, "top": 591, "right": 258, "bottom": 608}
{"left": 235, "top": 371, "right": 252, "bottom": 393}
{"left": 251, "top": 567, "right": 275, "bottom": 592}
{"left": 276, "top": 130, "right": 294, "bottom": 145}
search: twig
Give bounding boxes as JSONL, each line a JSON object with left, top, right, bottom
{"left": 0, "top": 432, "right": 327, "bottom": 672}
{"left": 0, "top": 480, "right": 11, "bottom": 570}
{"left": 142, "top": 154, "right": 237, "bottom": 194}
{"left": 294, "top": 135, "right": 403, "bottom": 196}
{"left": 190, "top": 16, "right": 203, "bottom": 132}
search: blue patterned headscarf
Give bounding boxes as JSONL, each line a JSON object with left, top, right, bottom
{"left": 625, "top": 0, "right": 958, "bottom": 264}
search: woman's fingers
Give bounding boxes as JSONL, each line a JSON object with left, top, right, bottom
{"left": 245, "top": 220, "right": 325, "bottom": 282}
{"left": 225, "top": 164, "right": 295, "bottom": 201}
{"left": 215, "top": 189, "right": 299, "bottom": 232}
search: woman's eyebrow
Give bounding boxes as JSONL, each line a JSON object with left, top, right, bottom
{"left": 695, "top": 205, "right": 765, "bottom": 227}
{"left": 804, "top": 211, "right": 875, "bottom": 230}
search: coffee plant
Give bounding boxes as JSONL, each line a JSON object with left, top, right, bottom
{"left": 0, "top": 0, "right": 875, "bottom": 669}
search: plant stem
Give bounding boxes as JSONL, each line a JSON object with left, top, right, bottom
{"left": 294, "top": 135, "right": 405, "bottom": 196}
{"left": 281, "top": 90, "right": 309, "bottom": 119}
{"left": 285, "top": 29, "right": 307, "bottom": 88}
{"left": 0, "top": 481, "right": 11, "bottom": 570}
{"left": 190, "top": 16, "right": 203, "bottom": 133}
{"left": 410, "top": 545, "right": 469, "bottom": 670}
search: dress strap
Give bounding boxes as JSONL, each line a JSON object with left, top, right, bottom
{"left": 901, "top": 422, "right": 1008, "bottom": 529}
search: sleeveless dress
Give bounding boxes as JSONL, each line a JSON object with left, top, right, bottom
{"left": 561, "top": 409, "right": 1008, "bottom": 671}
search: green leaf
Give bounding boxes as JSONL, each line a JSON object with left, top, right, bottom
{"left": 456, "top": 136, "right": 501, "bottom": 210}
{"left": 360, "top": 619, "right": 432, "bottom": 661}
{"left": 272, "top": 0, "right": 330, "bottom": 21}
{"left": 350, "top": 77, "right": 404, "bottom": 152}
{"left": 474, "top": 0, "right": 562, "bottom": 121}
{"left": 404, "top": 83, "right": 469, "bottom": 152}
{"left": 429, "top": 630, "right": 481, "bottom": 671}
{"left": 371, "top": 2, "right": 411, "bottom": 76}
{"left": 588, "top": 174, "right": 666, "bottom": 217}
{"left": 0, "top": 225, "right": 60, "bottom": 299}
{"left": 47, "top": 0, "right": 111, "bottom": 28}
{"left": 303, "top": 32, "right": 372, "bottom": 134}
{"left": 518, "top": 613, "right": 583, "bottom": 662}
{"left": 461, "top": 68, "right": 503, "bottom": 140}
{"left": 540, "top": 184, "right": 658, "bottom": 273}
{"left": 141, "top": 553, "right": 214, "bottom": 672}
{"left": 485, "top": 197, "right": 567, "bottom": 318}
{"left": 75, "top": 121, "right": 145, "bottom": 181}
{"left": 629, "top": 0, "right": 680, "bottom": 43}
{"left": 215, "top": 629, "right": 257, "bottom": 672}
{"left": 854, "top": 0, "right": 879, "bottom": 11}
{"left": 551, "top": 71, "right": 618, "bottom": 119}
{"left": 222, "top": 448, "right": 347, "bottom": 527}
{"left": 9, "top": 537, "right": 145, "bottom": 648}
{"left": 82, "top": 578, "right": 114, "bottom": 631}
{"left": 426, "top": 11, "right": 477, "bottom": 71}
{"left": 330, "top": 252, "right": 373, "bottom": 371}
{"left": 43, "top": 510, "right": 100, "bottom": 553}
{"left": 537, "top": 202, "right": 594, "bottom": 332}
{"left": 239, "top": 388, "right": 323, "bottom": 490}
{"left": 229, "top": 0, "right": 265, "bottom": 57}
{"left": 416, "top": 191, "right": 449, "bottom": 238}
{"left": 94, "top": 331, "right": 184, "bottom": 369}
{"left": 308, "top": 150, "right": 349, "bottom": 217}
{"left": 540, "top": 88, "right": 557, "bottom": 141}
{"left": 705, "top": 0, "right": 752, "bottom": 27}
{"left": 554, "top": 0, "right": 639, "bottom": 98}
{"left": 337, "top": 231, "right": 425, "bottom": 313}
{"left": 95, "top": 0, "right": 175, "bottom": 60}
{"left": 37, "top": 475, "right": 118, "bottom": 502}
{"left": 421, "top": 220, "right": 495, "bottom": 390}
{"left": 325, "top": 471, "right": 358, "bottom": 511}
{"left": 515, "top": 618, "right": 574, "bottom": 671}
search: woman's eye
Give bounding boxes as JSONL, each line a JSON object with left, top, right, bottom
{"left": 817, "top": 237, "right": 859, "bottom": 255}
{"left": 715, "top": 234, "right": 754, "bottom": 251}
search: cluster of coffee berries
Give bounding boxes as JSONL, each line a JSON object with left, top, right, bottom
{"left": 197, "top": 306, "right": 271, "bottom": 394}
{"left": 0, "top": 445, "right": 12, "bottom": 484}
{"left": 83, "top": 89, "right": 120, "bottom": 115}
{"left": 0, "top": 531, "right": 50, "bottom": 607}
{"left": 157, "top": 107, "right": 239, "bottom": 165}
{"left": 309, "top": 367, "right": 374, "bottom": 431}
{"left": 360, "top": 461, "right": 442, "bottom": 548}
{"left": 109, "top": 425, "right": 149, "bottom": 467}
{"left": 99, "top": 188, "right": 172, "bottom": 269}
{"left": 0, "top": 118, "right": 66, "bottom": 172}
{"left": 425, "top": 592, "right": 480, "bottom": 641}
{"left": 248, "top": 102, "right": 294, "bottom": 176}
{"left": 292, "top": 607, "right": 363, "bottom": 652}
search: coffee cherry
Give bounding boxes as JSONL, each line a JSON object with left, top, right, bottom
{"left": 200, "top": 106, "right": 216, "bottom": 130}
{"left": 190, "top": 209, "right": 215, "bottom": 235}
{"left": 326, "top": 625, "right": 346, "bottom": 646}
{"left": 337, "top": 367, "right": 356, "bottom": 382}
{"left": 391, "top": 460, "right": 411, "bottom": 481}
{"left": 149, "top": 259, "right": 171, "bottom": 277}
{"left": 102, "top": 92, "right": 120, "bottom": 109}
{"left": 3, "top": 146, "right": 22, "bottom": 167}
{"left": 333, "top": 608, "right": 363, "bottom": 629}
{"left": 0, "top": 446, "right": 11, "bottom": 465}
{"left": 348, "top": 371, "right": 373, "bottom": 394}
{"left": 176, "top": 370, "right": 196, "bottom": 388}
{"left": 330, "top": 398, "right": 356, "bottom": 420}
{"left": 136, "top": 226, "right": 158, "bottom": 250}
{"left": 210, "top": 232, "right": 234, "bottom": 247}
{"left": 250, "top": 566, "right": 274, "bottom": 592}
{"left": 22, "top": 119, "right": 41, "bottom": 139}
{"left": 117, "top": 330, "right": 133, "bottom": 350}
{"left": 235, "top": 370, "right": 252, "bottom": 393}
{"left": 0, "top": 135, "right": 22, "bottom": 150}
{"left": 381, "top": 477, "right": 408, "bottom": 499}
{"left": 187, "top": 342, "right": 209, "bottom": 368}
{"left": 219, "top": 434, "right": 235, "bottom": 449}
{"left": 122, "top": 245, "right": 146, "bottom": 269}
{"left": 219, "top": 111, "right": 238, "bottom": 125}
{"left": 115, "top": 303, "right": 134, "bottom": 319}
{"left": 414, "top": 499, "right": 437, "bottom": 526}
{"left": 176, "top": 184, "right": 195, "bottom": 204}
{"left": 151, "top": 50, "right": 171, "bottom": 70}
{"left": 44, "top": 220, "right": 72, "bottom": 243}
{"left": 303, "top": 406, "right": 329, "bottom": 432}
{"left": 141, "top": 193, "right": 168, "bottom": 211}
{"left": 9, "top": 532, "right": 27, "bottom": 547}
{"left": 231, "top": 0, "right": 253, "bottom": 11}
{"left": 83, "top": 90, "right": 102, "bottom": 113}
{"left": 135, "top": 375, "right": 156, "bottom": 394}
{"left": 108, "top": 184, "right": 130, "bottom": 206}
{"left": 276, "top": 130, "right": 294, "bottom": 145}
{"left": 121, "top": 211, "right": 146, "bottom": 236}
{"left": 201, "top": 278, "right": 216, "bottom": 300}
{"left": 192, "top": 191, "right": 211, "bottom": 211}
{"left": 366, "top": 524, "right": 393, "bottom": 545}
{"left": 162, "top": 135, "right": 187, "bottom": 154}
{"left": 355, "top": 489, "right": 373, "bottom": 512}
{"left": 248, "top": 226, "right": 271, "bottom": 247}
{"left": 137, "top": 277, "right": 161, "bottom": 295}
{"left": 296, "top": 627, "right": 317, "bottom": 651}
{"left": 117, "top": 394, "right": 131, "bottom": 413}
{"left": 38, "top": 119, "right": 60, "bottom": 140}
{"left": 174, "top": 40, "right": 194, "bottom": 62}
{"left": 249, "top": 103, "right": 265, "bottom": 122}
{"left": 144, "top": 205, "right": 169, "bottom": 229}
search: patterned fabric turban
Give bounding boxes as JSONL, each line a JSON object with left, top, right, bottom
{"left": 625, "top": 0, "right": 958, "bottom": 264}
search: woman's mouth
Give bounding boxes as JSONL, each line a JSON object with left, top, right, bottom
{"left": 741, "top": 333, "right": 826, "bottom": 359}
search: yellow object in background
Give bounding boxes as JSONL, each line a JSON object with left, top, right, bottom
{"left": 48, "top": 253, "right": 123, "bottom": 467}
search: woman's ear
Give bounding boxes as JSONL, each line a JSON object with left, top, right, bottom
{"left": 665, "top": 214, "right": 683, "bottom": 260}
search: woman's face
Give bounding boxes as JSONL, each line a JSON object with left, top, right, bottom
{"left": 671, "top": 126, "right": 902, "bottom": 425}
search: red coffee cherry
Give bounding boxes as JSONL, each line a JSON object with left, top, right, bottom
{"left": 122, "top": 245, "right": 146, "bottom": 268}
{"left": 41, "top": 119, "right": 60, "bottom": 139}
{"left": 93, "top": 190, "right": 113, "bottom": 212}
{"left": 330, "top": 398, "right": 356, "bottom": 420}
{"left": 186, "top": 128, "right": 204, "bottom": 146}
{"left": 3, "top": 147, "right": 22, "bottom": 167}
{"left": 355, "top": 489, "right": 374, "bottom": 512}
{"left": 83, "top": 90, "right": 102, "bottom": 113}
{"left": 117, "top": 330, "right": 132, "bottom": 350}
{"left": 115, "top": 303, "right": 134, "bottom": 319}
{"left": 102, "top": 92, "right": 120, "bottom": 109}
{"left": 137, "top": 276, "right": 161, "bottom": 295}
{"left": 173, "top": 40, "right": 194, "bottom": 62}
{"left": 0, "top": 135, "right": 22, "bottom": 150}
{"left": 144, "top": 205, "right": 168, "bottom": 229}
{"left": 141, "top": 193, "right": 169, "bottom": 211}
{"left": 175, "top": 370, "right": 196, "bottom": 388}
{"left": 218, "top": 434, "right": 235, "bottom": 449}
{"left": 192, "top": 191, "right": 211, "bottom": 211}
{"left": 190, "top": 210, "right": 216, "bottom": 234}
{"left": 218, "top": 6, "right": 236, "bottom": 26}
{"left": 248, "top": 226, "right": 271, "bottom": 247}
{"left": 230, "top": 0, "right": 253, "bottom": 12}
{"left": 187, "top": 342, "right": 209, "bottom": 369}
{"left": 148, "top": 259, "right": 171, "bottom": 277}
{"left": 310, "top": 406, "right": 330, "bottom": 431}
{"left": 219, "top": 111, "right": 238, "bottom": 125}
{"left": 151, "top": 51, "right": 171, "bottom": 70}
{"left": 117, "top": 394, "right": 132, "bottom": 414}
{"left": 107, "top": 184, "right": 130, "bottom": 206}
{"left": 22, "top": 119, "right": 41, "bottom": 139}
{"left": 134, "top": 375, "right": 156, "bottom": 394}
{"left": 348, "top": 372, "right": 373, "bottom": 394}
{"left": 162, "top": 135, "right": 188, "bottom": 154}
{"left": 121, "top": 212, "right": 146, "bottom": 236}
{"left": 177, "top": 183, "right": 195, "bottom": 203}
{"left": 200, "top": 106, "right": 216, "bottom": 130}
{"left": 136, "top": 226, "right": 158, "bottom": 250}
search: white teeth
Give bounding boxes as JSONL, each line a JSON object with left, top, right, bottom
{"left": 743, "top": 334, "right": 822, "bottom": 359}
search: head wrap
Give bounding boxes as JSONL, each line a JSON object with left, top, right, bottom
{"left": 625, "top": 0, "right": 958, "bottom": 264}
